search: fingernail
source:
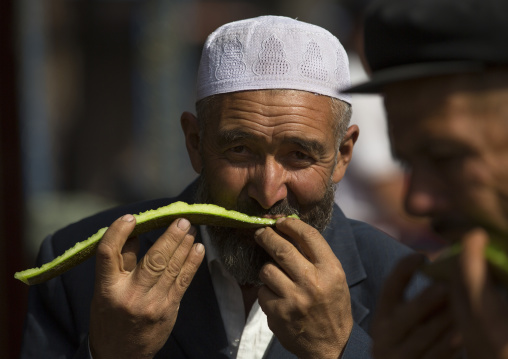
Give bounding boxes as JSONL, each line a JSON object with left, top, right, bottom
{"left": 121, "top": 214, "right": 134, "bottom": 222}
{"left": 276, "top": 217, "right": 287, "bottom": 224}
{"left": 195, "top": 243, "right": 205, "bottom": 254}
{"left": 178, "top": 218, "right": 191, "bottom": 230}
{"left": 255, "top": 228, "right": 265, "bottom": 236}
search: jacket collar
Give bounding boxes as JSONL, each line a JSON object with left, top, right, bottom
{"left": 323, "top": 204, "right": 367, "bottom": 288}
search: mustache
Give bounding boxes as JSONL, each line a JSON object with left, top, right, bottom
{"left": 432, "top": 217, "right": 473, "bottom": 234}
{"left": 195, "top": 167, "right": 336, "bottom": 233}
{"left": 432, "top": 215, "right": 506, "bottom": 242}
{"left": 235, "top": 197, "right": 300, "bottom": 218}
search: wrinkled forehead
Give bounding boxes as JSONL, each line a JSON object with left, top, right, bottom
{"left": 382, "top": 78, "right": 446, "bottom": 143}
{"left": 384, "top": 69, "right": 508, "bottom": 114}
{"left": 202, "top": 89, "right": 335, "bottom": 115}
{"left": 200, "top": 90, "right": 340, "bottom": 144}
{"left": 386, "top": 74, "right": 508, "bottom": 122}
{"left": 384, "top": 73, "right": 508, "bottom": 158}
{"left": 384, "top": 75, "right": 461, "bottom": 115}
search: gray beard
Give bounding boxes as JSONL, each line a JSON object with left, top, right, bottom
{"left": 195, "top": 171, "right": 336, "bottom": 286}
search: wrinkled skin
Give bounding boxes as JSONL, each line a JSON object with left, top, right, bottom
{"left": 255, "top": 217, "right": 353, "bottom": 358}
{"left": 372, "top": 72, "right": 508, "bottom": 359}
{"left": 89, "top": 216, "right": 205, "bottom": 359}
{"left": 89, "top": 89, "right": 359, "bottom": 359}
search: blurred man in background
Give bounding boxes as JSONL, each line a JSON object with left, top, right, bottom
{"left": 335, "top": 0, "right": 442, "bottom": 256}
{"left": 347, "top": 0, "right": 508, "bottom": 357}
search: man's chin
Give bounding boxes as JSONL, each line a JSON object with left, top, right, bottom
{"left": 206, "top": 225, "right": 271, "bottom": 286}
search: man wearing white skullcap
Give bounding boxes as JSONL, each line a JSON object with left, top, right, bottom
{"left": 20, "top": 16, "right": 423, "bottom": 359}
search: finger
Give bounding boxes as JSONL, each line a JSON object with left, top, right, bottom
{"left": 373, "top": 305, "right": 455, "bottom": 359}
{"left": 375, "top": 254, "right": 425, "bottom": 316}
{"left": 383, "top": 283, "right": 448, "bottom": 344}
{"left": 258, "top": 262, "right": 294, "bottom": 297}
{"left": 95, "top": 214, "right": 137, "bottom": 284}
{"left": 457, "top": 228, "right": 489, "bottom": 307}
{"left": 154, "top": 227, "right": 197, "bottom": 294}
{"left": 273, "top": 217, "right": 334, "bottom": 264}
{"left": 450, "top": 228, "right": 491, "bottom": 347}
{"left": 258, "top": 284, "right": 281, "bottom": 315}
{"left": 396, "top": 282, "right": 448, "bottom": 322}
{"left": 133, "top": 218, "right": 192, "bottom": 290}
{"left": 421, "top": 329, "right": 463, "bottom": 359}
{"left": 254, "top": 226, "right": 309, "bottom": 282}
{"left": 121, "top": 236, "right": 140, "bottom": 272}
{"left": 167, "top": 241, "right": 205, "bottom": 304}
{"left": 399, "top": 305, "right": 454, "bottom": 357}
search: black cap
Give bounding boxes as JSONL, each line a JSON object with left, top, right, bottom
{"left": 346, "top": 0, "right": 508, "bottom": 93}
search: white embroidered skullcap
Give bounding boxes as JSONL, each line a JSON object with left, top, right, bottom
{"left": 196, "top": 15, "right": 351, "bottom": 104}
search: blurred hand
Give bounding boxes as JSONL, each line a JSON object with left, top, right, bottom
{"left": 371, "top": 254, "right": 462, "bottom": 359}
{"left": 255, "top": 217, "right": 353, "bottom": 359}
{"left": 451, "top": 228, "right": 508, "bottom": 359}
{"left": 89, "top": 215, "right": 205, "bottom": 359}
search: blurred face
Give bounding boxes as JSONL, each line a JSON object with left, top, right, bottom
{"left": 182, "top": 89, "right": 357, "bottom": 284}
{"left": 385, "top": 74, "right": 508, "bottom": 243}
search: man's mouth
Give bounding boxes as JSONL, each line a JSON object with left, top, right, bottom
{"left": 431, "top": 217, "right": 475, "bottom": 243}
{"left": 260, "top": 214, "right": 286, "bottom": 219}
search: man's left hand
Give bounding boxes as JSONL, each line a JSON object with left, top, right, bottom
{"left": 254, "top": 217, "right": 353, "bottom": 359}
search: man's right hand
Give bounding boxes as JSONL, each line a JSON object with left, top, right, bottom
{"left": 89, "top": 214, "right": 205, "bottom": 359}
{"left": 371, "top": 254, "right": 462, "bottom": 359}
{"left": 451, "top": 228, "right": 508, "bottom": 359}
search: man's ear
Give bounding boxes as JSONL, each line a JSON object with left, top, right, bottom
{"left": 180, "top": 111, "right": 203, "bottom": 174}
{"left": 332, "top": 124, "right": 359, "bottom": 183}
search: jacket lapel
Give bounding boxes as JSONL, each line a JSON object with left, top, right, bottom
{"left": 323, "top": 204, "right": 367, "bottom": 288}
{"left": 323, "top": 204, "right": 369, "bottom": 324}
{"left": 171, "top": 241, "right": 230, "bottom": 358}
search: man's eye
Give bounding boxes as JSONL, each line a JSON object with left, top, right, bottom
{"left": 294, "top": 151, "right": 311, "bottom": 160}
{"left": 430, "top": 153, "right": 464, "bottom": 167}
{"left": 288, "top": 151, "right": 316, "bottom": 168}
{"left": 230, "top": 145, "right": 246, "bottom": 153}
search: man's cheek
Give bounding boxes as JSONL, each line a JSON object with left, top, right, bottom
{"left": 288, "top": 179, "right": 327, "bottom": 206}
{"left": 209, "top": 169, "right": 247, "bottom": 207}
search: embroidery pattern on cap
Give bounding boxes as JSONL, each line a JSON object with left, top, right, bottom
{"left": 299, "top": 40, "right": 328, "bottom": 82}
{"left": 253, "top": 34, "right": 290, "bottom": 76}
{"left": 215, "top": 37, "right": 246, "bottom": 80}
{"left": 334, "top": 49, "right": 347, "bottom": 83}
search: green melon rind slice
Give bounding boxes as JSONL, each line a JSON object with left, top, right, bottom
{"left": 423, "top": 240, "right": 508, "bottom": 288}
{"left": 14, "top": 201, "right": 298, "bottom": 286}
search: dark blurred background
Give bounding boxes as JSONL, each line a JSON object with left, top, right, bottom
{"left": 1, "top": 0, "right": 442, "bottom": 357}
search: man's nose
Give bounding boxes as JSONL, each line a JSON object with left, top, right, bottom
{"left": 404, "top": 166, "right": 448, "bottom": 218}
{"left": 247, "top": 157, "right": 288, "bottom": 209}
